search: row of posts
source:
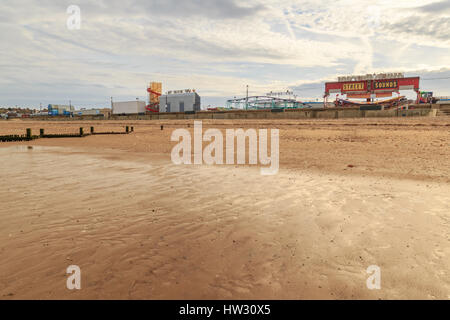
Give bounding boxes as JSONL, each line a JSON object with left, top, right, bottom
{"left": 25, "top": 126, "right": 134, "bottom": 138}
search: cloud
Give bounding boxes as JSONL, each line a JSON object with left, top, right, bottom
{"left": 417, "top": 0, "right": 450, "bottom": 13}
{"left": 381, "top": 15, "right": 450, "bottom": 46}
{"left": 141, "top": 0, "right": 266, "bottom": 19}
{"left": 0, "top": 0, "right": 449, "bottom": 108}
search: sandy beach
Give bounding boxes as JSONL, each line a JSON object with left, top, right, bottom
{"left": 0, "top": 118, "right": 449, "bottom": 299}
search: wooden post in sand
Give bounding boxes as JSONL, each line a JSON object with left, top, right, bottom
{"left": 126, "top": 126, "right": 129, "bottom": 133}
{"left": 90, "top": 126, "right": 94, "bottom": 134}
{"left": 161, "top": 125, "right": 163, "bottom": 130}
{"left": 79, "top": 127, "right": 84, "bottom": 136}
{"left": 131, "top": 126, "right": 134, "bottom": 132}
{"left": 26, "top": 128, "right": 31, "bottom": 139}
{"left": 40, "top": 129, "right": 44, "bottom": 137}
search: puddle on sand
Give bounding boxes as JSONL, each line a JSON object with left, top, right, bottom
{"left": 1, "top": 145, "right": 47, "bottom": 152}
{"left": 0, "top": 145, "right": 157, "bottom": 183}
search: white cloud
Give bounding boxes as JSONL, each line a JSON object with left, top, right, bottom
{"left": 0, "top": 0, "right": 449, "bottom": 108}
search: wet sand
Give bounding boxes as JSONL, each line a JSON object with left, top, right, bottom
{"left": 0, "top": 118, "right": 449, "bottom": 299}
{"left": 2, "top": 117, "right": 449, "bottom": 182}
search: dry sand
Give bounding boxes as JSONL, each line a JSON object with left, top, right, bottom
{"left": 0, "top": 118, "right": 449, "bottom": 299}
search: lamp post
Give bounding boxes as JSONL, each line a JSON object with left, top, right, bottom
{"left": 246, "top": 85, "right": 249, "bottom": 110}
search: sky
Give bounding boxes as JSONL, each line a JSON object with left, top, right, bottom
{"left": 0, "top": 0, "right": 449, "bottom": 109}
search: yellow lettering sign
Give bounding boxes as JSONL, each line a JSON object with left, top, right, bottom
{"left": 343, "top": 82, "right": 364, "bottom": 91}
{"left": 374, "top": 80, "right": 398, "bottom": 90}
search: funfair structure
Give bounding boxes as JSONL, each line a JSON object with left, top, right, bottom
{"left": 146, "top": 82, "right": 162, "bottom": 112}
{"left": 324, "top": 73, "right": 420, "bottom": 108}
{"left": 226, "top": 90, "right": 319, "bottom": 110}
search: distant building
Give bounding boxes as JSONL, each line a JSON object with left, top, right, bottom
{"left": 112, "top": 101, "right": 146, "bottom": 115}
{"left": 48, "top": 104, "right": 75, "bottom": 116}
{"left": 159, "top": 91, "right": 201, "bottom": 112}
{"left": 31, "top": 111, "right": 50, "bottom": 117}
{"left": 6, "top": 112, "right": 19, "bottom": 118}
{"left": 99, "top": 108, "right": 112, "bottom": 118}
{"left": 74, "top": 108, "right": 101, "bottom": 116}
{"left": 436, "top": 96, "right": 450, "bottom": 104}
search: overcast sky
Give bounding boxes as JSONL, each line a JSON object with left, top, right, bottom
{"left": 1, "top": 0, "right": 449, "bottom": 109}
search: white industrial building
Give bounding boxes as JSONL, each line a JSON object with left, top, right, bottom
{"left": 74, "top": 108, "right": 100, "bottom": 116}
{"left": 159, "top": 91, "right": 201, "bottom": 112}
{"left": 112, "top": 101, "right": 146, "bottom": 115}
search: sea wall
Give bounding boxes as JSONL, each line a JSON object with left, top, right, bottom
{"left": 19, "top": 106, "right": 437, "bottom": 121}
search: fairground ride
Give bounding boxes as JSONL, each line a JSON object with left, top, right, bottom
{"left": 324, "top": 73, "right": 420, "bottom": 108}
{"left": 226, "top": 96, "right": 314, "bottom": 110}
{"left": 146, "top": 82, "right": 162, "bottom": 112}
{"left": 334, "top": 95, "right": 408, "bottom": 109}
